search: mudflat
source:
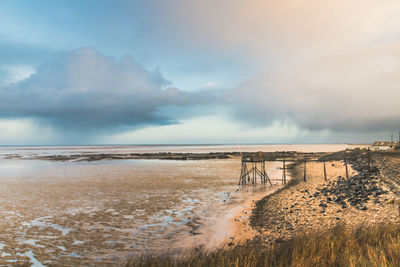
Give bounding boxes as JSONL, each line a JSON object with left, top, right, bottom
{"left": 0, "top": 157, "right": 287, "bottom": 265}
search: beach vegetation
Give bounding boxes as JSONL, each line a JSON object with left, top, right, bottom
{"left": 126, "top": 222, "right": 400, "bottom": 267}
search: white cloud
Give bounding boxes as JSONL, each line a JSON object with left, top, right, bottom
{"left": 150, "top": 0, "right": 400, "bottom": 134}
{"left": 227, "top": 42, "right": 400, "bottom": 132}
{"left": 0, "top": 65, "right": 35, "bottom": 85}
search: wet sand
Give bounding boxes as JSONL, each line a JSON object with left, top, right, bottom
{"left": 0, "top": 157, "right": 287, "bottom": 265}
{"left": 0, "top": 144, "right": 353, "bottom": 265}
{"left": 180, "top": 162, "right": 288, "bottom": 250}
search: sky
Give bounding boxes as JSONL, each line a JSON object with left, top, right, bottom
{"left": 0, "top": 0, "right": 399, "bottom": 145}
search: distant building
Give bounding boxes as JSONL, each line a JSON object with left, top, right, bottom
{"left": 372, "top": 141, "right": 399, "bottom": 151}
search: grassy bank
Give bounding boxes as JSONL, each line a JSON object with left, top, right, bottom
{"left": 126, "top": 222, "right": 400, "bottom": 267}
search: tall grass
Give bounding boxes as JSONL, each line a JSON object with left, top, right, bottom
{"left": 125, "top": 223, "right": 400, "bottom": 267}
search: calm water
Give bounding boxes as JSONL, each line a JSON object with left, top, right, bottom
{"left": 0, "top": 144, "right": 349, "bottom": 158}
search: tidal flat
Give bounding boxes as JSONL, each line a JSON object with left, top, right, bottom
{"left": 0, "top": 157, "right": 284, "bottom": 265}
{"left": 0, "top": 144, "right": 348, "bottom": 265}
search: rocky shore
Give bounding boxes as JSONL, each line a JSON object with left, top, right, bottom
{"left": 250, "top": 151, "right": 400, "bottom": 245}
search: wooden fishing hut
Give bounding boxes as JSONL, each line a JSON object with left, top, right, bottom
{"left": 239, "top": 151, "right": 317, "bottom": 186}
{"left": 239, "top": 151, "right": 272, "bottom": 185}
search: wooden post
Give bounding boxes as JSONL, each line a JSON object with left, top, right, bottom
{"left": 323, "top": 161, "right": 327, "bottom": 181}
{"left": 282, "top": 152, "right": 286, "bottom": 185}
{"left": 303, "top": 161, "right": 307, "bottom": 182}
{"left": 367, "top": 147, "right": 371, "bottom": 171}
{"left": 251, "top": 162, "right": 256, "bottom": 184}
{"left": 391, "top": 134, "right": 394, "bottom": 149}
{"left": 262, "top": 161, "right": 266, "bottom": 183}
{"left": 239, "top": 152, "right": 271, "bottom": 186}
{"left": 345, "top": 161, "right": 349, "bottom": 179}
{"left": 239, "top": 162, "right": 243, "bottom": 185}
{"left": 247, "top": 162, "right": 251, "bottom": 183}
{"left": 239, "top": 161, "right": 245, "bottom": 185}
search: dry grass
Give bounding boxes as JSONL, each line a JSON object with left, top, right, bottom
{"left": 125, "top": 222, "right": 400, "bottom": 267}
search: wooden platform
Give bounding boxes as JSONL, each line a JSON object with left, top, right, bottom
{"left": 239, "top": 152, "right": 271, "bottom": 185}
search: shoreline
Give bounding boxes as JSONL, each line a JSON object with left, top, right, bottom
{"left": 181, "top": 185, "right": 282, "bottom": 249}
{"left": 177, "top": 162, "right": 290, "bottom": 250}
{"left": 249, "top": 154, "right": 400, "bottom": 246}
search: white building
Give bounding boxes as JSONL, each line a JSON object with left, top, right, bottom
{"left": 372, "top": 141, "right": 399, "bottom": 151}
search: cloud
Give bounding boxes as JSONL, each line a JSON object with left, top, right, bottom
{"left": 226, "top": 42, "right": 400, "bottom": 132}
{"left": 3, "top": 1, "right": 400, "bottom": 143}
{"left": 146, "top": 0, "right": 400, "bottom": 133}
{"left": 0, "top": 38, "right": 53, "bottom": 84}
{"left": 0, "top": 65, "right": 35, "bottom": 85}
{"left": 0, "top": 48, "right": 214, "bottom": 130}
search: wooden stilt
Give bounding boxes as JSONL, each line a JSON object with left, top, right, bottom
{"left": 253, "top": 162, "right": 256, "bottom": 184}
{"left": 367, "top": 147, "right": 371, "bottom": 171}
{"left": 282, "top": 152, "right": 286, "bottom": 185}
{"left": 239, "top": 152, "right": 272, "bottom": 186}
{"left": 323, "top": 161, "right": 327, "bottom": 181}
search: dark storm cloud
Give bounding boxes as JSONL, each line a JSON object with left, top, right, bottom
{"left": 0, "top": 48, "right": 214, "bottom": 129}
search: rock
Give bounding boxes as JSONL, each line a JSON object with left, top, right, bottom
{"left": 319, "top": 203, "right": 327, "bottom": 208}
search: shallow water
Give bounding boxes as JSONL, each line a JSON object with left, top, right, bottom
{"left": 0, "top": 144, "right": 349, "bottom": 265}
{"left": 0, "top": 143, "right": 350, "bottom": 158}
